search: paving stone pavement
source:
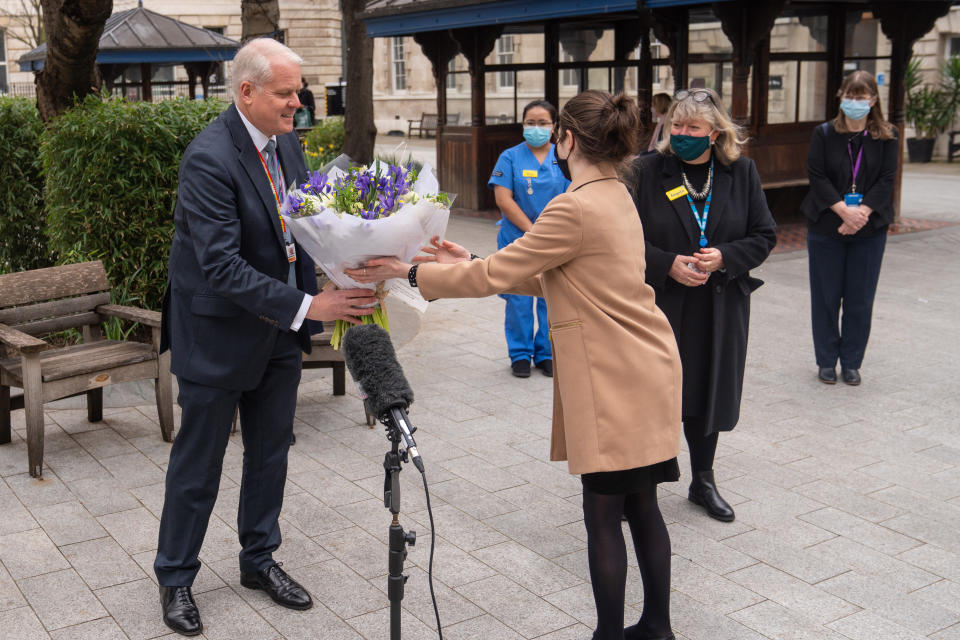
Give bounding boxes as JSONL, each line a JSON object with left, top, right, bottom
{"left": 1, "top": 164, "right": 959, "bottom": 639}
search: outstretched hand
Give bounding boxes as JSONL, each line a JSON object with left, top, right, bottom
{"left": 344, "top": 258, "right": 411, "bottom": 284}
{"left": 413, "top": 236, "right": 471, "bottom": 264}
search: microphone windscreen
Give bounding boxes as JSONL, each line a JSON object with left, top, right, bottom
{"left": 342, "top": 324, "right": 414, "bottom": 417}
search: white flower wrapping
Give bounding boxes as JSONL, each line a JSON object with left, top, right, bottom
{"left": 282, "top": 163, "right": 451, "bottom": 291}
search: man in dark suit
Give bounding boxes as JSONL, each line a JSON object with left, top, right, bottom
{"left": 154, "top": 38, "right": 376, "bottom": 636}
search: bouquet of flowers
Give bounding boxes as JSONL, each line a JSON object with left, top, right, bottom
{"left": 281, "top": 158, "right": 453, "bottom": 349}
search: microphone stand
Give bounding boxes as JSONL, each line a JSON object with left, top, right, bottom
{"left": 382, "top": 417, "right": 416, "bottom": 640}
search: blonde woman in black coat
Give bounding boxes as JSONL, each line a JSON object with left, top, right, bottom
{"left": 629, "top": 88, "right": 776, "bottom": 522}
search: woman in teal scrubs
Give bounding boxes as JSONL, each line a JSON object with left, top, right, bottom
{"left": 489, "top": 100, "right": 570, "bottom": 378}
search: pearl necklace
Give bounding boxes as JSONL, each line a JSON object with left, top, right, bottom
{"left": 681, "top": 162, "right": 713, "bottom": 200}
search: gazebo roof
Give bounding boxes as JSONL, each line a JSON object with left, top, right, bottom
{"left": 19, "top": 6, "right": 240, "bottom": 72}
{"left": 362, "top": 0, "right": 732, "bottom": 36}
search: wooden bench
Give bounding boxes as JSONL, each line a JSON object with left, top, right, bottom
{"left": 407, "top": 112, "right": 460, "bottom": 138}
{"left": 0, "top": 261, "right": 173, "bottom": 477}
{"left": 303, "top": 329, "right": 346, "bottom": 395}
{"left": 948, "top": 130, "right": 960, "bottom": 162}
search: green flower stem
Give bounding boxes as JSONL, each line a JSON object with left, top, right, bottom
{"left": 328, "top": 301, "right": 391, "bottom": 350}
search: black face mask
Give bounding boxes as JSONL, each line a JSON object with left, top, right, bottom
{"left": 556, "top": 133, "right": 573, "bottom": 182}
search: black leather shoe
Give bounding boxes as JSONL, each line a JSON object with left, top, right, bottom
{"left": 818, "top": 367, "right": 837, "bottom": 384}
{"left": 841, "top": 368, "right": 861, "bottom": 385}
{"left": 624, "top": 623, "right": 676, "bottom": 640}
{"left": 688, "top": 470, "right": 735, "bottom": 522}
{"left": 535, "top": 359, "right": 553, "bottom": 377}
{"left": 240, "top": 563, "right": 312, "bottom": 610}
{"left": 511, "top": 359, "right": 531, "bottom": 378}
{"left": 160, "top": 586, "right": 202, "bottom": 636}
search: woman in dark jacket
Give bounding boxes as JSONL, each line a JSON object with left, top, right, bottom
{"left": 629, "top": 88, "right": 777, "bottom": 522}
{"left": 802, "top": 70, "right": 897, "bottom": 386}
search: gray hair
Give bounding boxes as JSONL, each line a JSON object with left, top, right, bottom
{"left": 231, "top": 38, "right": 303, "bottom": 98}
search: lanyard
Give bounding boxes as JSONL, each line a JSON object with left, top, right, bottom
{"left": 847, "top": 136, "right": 864, "bottom": 193}
{"left": 256, "top": 146, "right": 287, "bottom": 233}
{"left": 683, "top": 158, "right": 713, "bottom": 248}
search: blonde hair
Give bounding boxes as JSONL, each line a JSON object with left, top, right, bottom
{"left": 656, "top": 88, "right": 748, "bottom": 165}
{"left": 832, "top": 70, "right": 895, "bottom": 140}
{"left": 231, "top": 38, "right": 303, "bottom": 98}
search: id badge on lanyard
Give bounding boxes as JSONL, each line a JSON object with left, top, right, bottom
{"left": 845, "top": 136, "right": 864, "bottom": 207}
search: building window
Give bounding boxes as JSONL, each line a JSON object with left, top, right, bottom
{"left": 392, "top": 37, "right": 406, "bottom": 91}
{"left": 560, "top": 50, "right": 579, "bottom": 87}
{"left": 950, "top": 36, "right": 960, "bottom": 57}
{"left": 0, "top": 30, "right": 7, "bottom": 94}
{"left": 497, "top": 35, "right": 514, "bottom": 89}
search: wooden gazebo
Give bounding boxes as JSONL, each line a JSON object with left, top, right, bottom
{"left": 18, "top": 4, "right": 239, "bottom": 101}
{"left": 363, "top": 0, "right": 956, "bottom": 218}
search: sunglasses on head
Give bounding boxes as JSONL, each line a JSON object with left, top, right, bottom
{"left": 674, "top": 89, "right": 717, "bottom": 107}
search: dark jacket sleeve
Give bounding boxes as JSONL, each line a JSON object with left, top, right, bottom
{"left": 713, "top": 159, "right": 777, "bottom": 279}
{"left": 862, "top": 132, "right": 899, "bottom": 229}
{"left": 804, "top": 124, "right": 843, "bottom": 221}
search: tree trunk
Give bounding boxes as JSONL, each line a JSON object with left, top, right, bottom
{"left": 341, "top": 0, "right": 376, "bottom": 164}
{"left": 241, "top": 0, "right": 280, "bottom": 43}
{"left": 35, "top": 0, "right": 112, "bottom": 122}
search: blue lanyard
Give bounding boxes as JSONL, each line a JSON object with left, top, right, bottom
{"left": 683, "top": 157, "right": 713, "bottom": 247}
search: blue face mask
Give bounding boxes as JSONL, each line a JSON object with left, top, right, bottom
{"left": 523, "top": 126, "right": 552, "bottom": 148}
{"left": 670, "top": 134, "right": 712, "bottom": 162}
{"left": 840, "top": 98, "right": 872, "bottom": 121}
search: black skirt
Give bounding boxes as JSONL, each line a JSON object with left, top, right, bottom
{"left": 581, "top": 458, "right": 680, "bottom": 495}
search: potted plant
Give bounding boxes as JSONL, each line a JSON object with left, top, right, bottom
{"left": 904, "top": 56, "right": 959, "bottom": 162}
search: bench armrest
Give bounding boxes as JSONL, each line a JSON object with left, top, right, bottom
{"left": 0, "top": 323, "right": 49, "bottom": 354}
{"left": 96, "top": 304, "right": 162, "bottom": 328}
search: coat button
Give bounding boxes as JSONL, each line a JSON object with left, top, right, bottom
{"left": 714, "top": 284, "right": 723, "bottom": 294}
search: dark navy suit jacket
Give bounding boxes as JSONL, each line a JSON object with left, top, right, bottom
{"left": 161, "top": 104, "right": 318, "bottom": 390}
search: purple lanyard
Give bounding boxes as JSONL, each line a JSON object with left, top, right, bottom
{"left": 848, "top": 137, "right": 864, "bottom": 193}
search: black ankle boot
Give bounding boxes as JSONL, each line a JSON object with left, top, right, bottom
{"left": 688, "top": 470, "right": 735, "bottom": 522}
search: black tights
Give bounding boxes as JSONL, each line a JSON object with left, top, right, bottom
{"left": 684, "top": 420, "right": 718, "bottom": 473}
{"left": 583, "top": 483, "right": 672, "bottom": 640}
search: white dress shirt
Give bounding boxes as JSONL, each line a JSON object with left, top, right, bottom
{"left": 236, "top": 107, "right": 313, "bottom": 331}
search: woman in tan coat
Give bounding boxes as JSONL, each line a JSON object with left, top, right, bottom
{"left": 348, "top": 91, "right": 682, "bottom": 640}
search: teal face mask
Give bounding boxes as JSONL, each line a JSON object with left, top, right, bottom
{"left": 670, "top": 134, "right": 712, "bottom": 161}
{"left": 840, "top": 98, "right": 871, "bottom": 120}
{"left": 523, "top": 126, "right": 552, "bottom": 148}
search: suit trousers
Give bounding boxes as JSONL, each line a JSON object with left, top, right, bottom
{"left": 807, "top": 229, "right": 887, "bottom": 370}
{"left": 154, "top": 330, "right": 301, "bottom": 587}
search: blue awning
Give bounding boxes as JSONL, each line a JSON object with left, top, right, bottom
{"left": 364, "top": 0, "right": 728, "bottom": 37}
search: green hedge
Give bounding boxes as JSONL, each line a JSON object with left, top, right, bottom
{"left": 41, "top": 95, "right": 227, "bottom": 310}
{"left": 303, "top": 116, "right": 345, "bottom": 171}
{"left": 0, "top": 97, "right": 51, "bottom": 274}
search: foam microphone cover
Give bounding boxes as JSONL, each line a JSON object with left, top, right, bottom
{"left": 342, "top": 324, "right": 414, "bottom": 417}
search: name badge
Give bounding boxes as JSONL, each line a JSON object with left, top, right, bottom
{"left": 285, "top": 242, "right": 297, "bottom": 263}
{"left": 522, "top": 169, "right": 538, "bottom": 178}
{"left": 844, "top": 192, "right": 863, "bottom": 206}
{"left": 666, "top": 185, "right": 688, "bottom": 201}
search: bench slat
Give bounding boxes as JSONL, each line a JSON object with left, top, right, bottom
{"left": 12, "top": 312, "right": 103, "bottom": 337}
{"left": 0, "top": 262, "right": 110, "bottom": 309}
{"left": 0, "top": 293, "right": 111, "bottom": 326}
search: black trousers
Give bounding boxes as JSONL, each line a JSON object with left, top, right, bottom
{"left": 807, "top": 230, "right": 887, "bottom": 370}
{"left": 154, "top": 330, "right": 301, "bottom": 587}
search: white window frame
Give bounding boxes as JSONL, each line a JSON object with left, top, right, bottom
{"left": 392, "top": 37, "right": 406, "bottom": 91}
{"left": 497, "top": 35, "right": 514, "bottom": 89}
{"left": 561, "top": 50, "right": 579, "bottom": 87}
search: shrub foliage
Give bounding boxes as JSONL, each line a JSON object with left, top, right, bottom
{"left": 303, "top": 116, "right": 345, "bottom": 170}
{"left": 0, "top": 97, "right": 51, "bottom": 274}
{"left": 41, "top": 95, "right": 227, "bottom": 309}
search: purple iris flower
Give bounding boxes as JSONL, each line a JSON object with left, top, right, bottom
{"left": 303, "top": 171, "right": 329, "bottom": 195}
{"left": 354, "top": 171, "right": 373, "bottom": 197}
{"left": 282, "top": 191, "right": 304, "bottom": 215}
